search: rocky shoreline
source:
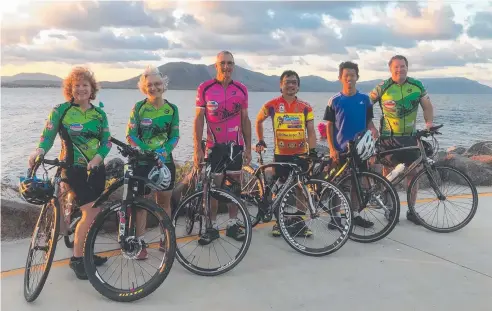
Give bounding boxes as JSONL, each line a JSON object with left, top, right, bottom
{"left": 2, "top": 141, "right": 491, "bottom": 241}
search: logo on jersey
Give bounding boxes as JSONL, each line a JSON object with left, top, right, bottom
{"left": 407, "top": 88, "right": 412, "bottom": 93}
{"left": 228, "top": 126, "right": 239, "bottom": 132}
{"left": 141, "top": 118, "right": 153, "bottom": 127}
{"left": 232, "top": 91, "right": 236, "bottom": 95}
{"left": 278, "top": 104, "right": 285, "bottom": 113}
{"left": 70, "top": 124, "right": 84, "bottom": 132}
{"left": 382, "top": 100, "right": 397, "bottom": 113}
{"left": 207, "top": 101, "right": 219, "bottom": 111}
{"left": 45, "top": 121, "right": 53, "bottom": 130}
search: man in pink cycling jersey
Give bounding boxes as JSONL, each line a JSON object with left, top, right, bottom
{"left": 193, "top": 50, "right": 252, "bottom": 244}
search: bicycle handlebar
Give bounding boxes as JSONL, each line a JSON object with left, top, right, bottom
{"left": 109, "top": 136, "right": 157, "bottom": 161}
{"left": 415, "top": 124, "right": 443, "bottom": 138}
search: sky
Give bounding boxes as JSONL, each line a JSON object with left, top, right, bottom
{"left": 1, "top": 0, "right": 492, "bottom": 86}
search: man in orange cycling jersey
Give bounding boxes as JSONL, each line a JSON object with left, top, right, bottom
{"left": 255, "top": 70, "right": 317, "bottom": 237}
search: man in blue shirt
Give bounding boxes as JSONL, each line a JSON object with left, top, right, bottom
{"left": 323, "top": 61, "right": 379, "bottom": 229}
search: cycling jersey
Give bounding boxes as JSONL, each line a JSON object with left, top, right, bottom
{"left": 126, "top": 99, "right": 180, "bottom": 163}
{"left": 369, "top": 77, "right": 427, "bottom": 136}
{"left": 38, "top": 102, "right": 112, "bottom": 167}
{"left": 324, "top": 91, "right": 374, "bottom": 151}
{"left": 195, "top": 79, "right": 248, "bottom": 149}
{"left": 260, "top": 96, "right": 314, "bottom": 156}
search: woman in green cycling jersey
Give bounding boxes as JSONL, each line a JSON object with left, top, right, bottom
{"left": 126, "top": 66, "right": 180, "bottom": 260}
{"left": 27, "top": 67, "right": 112, "bottom": 279}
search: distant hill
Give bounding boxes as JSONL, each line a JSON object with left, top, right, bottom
{"left": 2, "top": 63, "right": 492, "bottom": 94}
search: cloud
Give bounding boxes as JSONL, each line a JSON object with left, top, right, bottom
{"left": 1, "top": 1, "right": 175, "bottom": 46}
{"left": 467, "top": 12, "right": 492, "bottom": 39}
{"left": 358, "top": 41, "right": 492, "bottom": 72}
{"left": 3, "top": 46, "right": 160, "bottom": 64}
{"left": 164, "top": 50, "right": 202, "bottom": 60}
{"left": 72, "top": 29, "right": 170, "bottom": 50}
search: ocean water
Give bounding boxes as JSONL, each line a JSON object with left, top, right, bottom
{"left": 2, "top": 87, "right": 492, "bottom": 189}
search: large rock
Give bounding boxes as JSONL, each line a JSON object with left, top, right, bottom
{"left": 464, "top": 141, "right": 492, "bottom": 156}
{"left": 447, "top": 146, "right": 466, "bottom": 155}
{"left": 436, "top": 154, "right": 492, "bottom": 186}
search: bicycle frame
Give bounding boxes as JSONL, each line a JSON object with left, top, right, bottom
{"left": 242, "top": 151, "right": 320, "bottom": 217}
{"left": 374, "top": 126, "right": 446, "bottom": 199}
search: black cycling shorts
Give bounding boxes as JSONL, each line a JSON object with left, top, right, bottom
{"left": 378, "top": 136, "right": 420, "bottom": 167}
{"left": 62, "top": 165, "right": 106, "bottom": 206}
{"left": 207, "top": 144, "right": 243, "bottom": 174}
{"left": 133, "top": 161, "right": 176, "bottom": 196}
{"left": 273, "top": 154, "right": 309, "bottom": 181}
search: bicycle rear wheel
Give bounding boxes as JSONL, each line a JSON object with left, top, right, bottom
{"left": 277, "top": 179, "right": 352, "bottom": 256}
{"left": 83, "top": 198, "right": 176, "bottom": 302}
{"left": 408, "top": 165, "right": 478, "bottom": 233}
{"left": 241, "top": 165, "right": 265, "bottom": 228}
{"left": 173, "top": 188, "right": 252, "bottom": 276}
{"left": 337, "top": 171, "right": 400, "bottom": 243}
{"left": 24, "top": 200, "right": 60, "bottom": 302}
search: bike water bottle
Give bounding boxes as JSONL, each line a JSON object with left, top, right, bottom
{"left": 386, "top": 163, "right": 405, "bottom": 182}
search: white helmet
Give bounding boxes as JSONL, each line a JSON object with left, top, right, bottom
{"left": 147, "top": 165, "right": 172, "bottom": 191}
{"left": 355, "top": 130, "right": 376, "bottom": 161}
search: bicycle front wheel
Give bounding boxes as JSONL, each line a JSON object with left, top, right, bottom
{"left": 83, "top": 198, "right": 176, "bottom": 302}
{"left": 24, "top": 199, "right": 60, "bottom": 302}
{"left": 408, "top": 165, "right": 478, "bottom": 233}
{"left": 173, "top": 188, "right": 252, "bottom": 276}
{"left": 337, "top": 171, "right": 400, "bottom": 243}
{"left": 277, "top": 179, "right": 352, "bottom": 256}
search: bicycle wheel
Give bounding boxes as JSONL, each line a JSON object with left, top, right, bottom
{"left": 277, "top": 179, "right": 352, "bottom": 256}
{"left": 173, "top": 188, "right": 252, "bottom": 276}
{"left": 83, "top": 198, "right": 176, "bottom": 302}
{"left": 408, "top": 165, "right": 478, "bottom": 233}
{"left": 241, "top": 165, "right": 265, "bottom": 227}
{"left": 337, "top": 171, "right": 400, "bottom": 243}
{"left": 24, "top": 199, "right": 60, "bottom": 302}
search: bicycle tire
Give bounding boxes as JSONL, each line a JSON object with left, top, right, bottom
{"left": 337, "top": 171, "right": 400, "bottom": 243}
{"left": 83, "top": 198, "right": 176, "bottom": 302}
{"left": 408, "top": 165, "right": 478, "bottom": 233}
{"left": 173, "top": 188, "right": 252, "bottom": 276}
{"left": 277, "top": 179, "right": 352, "bottom": 256}
{"left": 241, "top": 165, "right": 264, "bottom": 228}
{"left": 24, "top": 200, "right": 60, "bottom": 302}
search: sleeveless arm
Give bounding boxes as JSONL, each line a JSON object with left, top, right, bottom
{"left": 126, "top": 103, "right": 151, "bottom": 151}
{"left": 96, "top": 110, "right": 112, "bottom": 159}
{"left": 37, "top": 106, "right": 63, "bottom": 154}
{"left": 162, "top": 105, "right": 180, "bottom": 156}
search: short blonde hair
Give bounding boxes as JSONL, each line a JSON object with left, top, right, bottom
{"left": 137, "top": 65, "right": 169, "bottom": 95}
{"left": 62, "top": 66, "right": 99, "bottom": 101}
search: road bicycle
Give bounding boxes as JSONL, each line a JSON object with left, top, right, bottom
{"left": 373, "top": 124, "right": 478, "bottom": 233}
{"left": 240, "top": 149, "right": 353, "bottom": 256}
{"left": 172, "top": 142, "right": 253, "bottom": 276}
{"left": 308, "top": 137, "right": 401, "bottom": 243}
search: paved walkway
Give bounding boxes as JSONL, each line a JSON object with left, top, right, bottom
{"left": 2, "top": 190, "right": 492, "bottom": 311}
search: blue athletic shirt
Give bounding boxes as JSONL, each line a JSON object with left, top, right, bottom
{"left": 323, "top": 91, "right": 374, "bottom": 151}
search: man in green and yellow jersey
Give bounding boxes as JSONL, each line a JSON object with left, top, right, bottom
{"left": 369, "top": 55, "right": 434, "bottom": 224}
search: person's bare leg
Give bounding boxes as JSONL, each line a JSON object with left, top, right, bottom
{"left": 227, "top": 171, "right": 241, "bottom": 220}
{"left": 73, "top": 201, "right": 100, "bottom": 257}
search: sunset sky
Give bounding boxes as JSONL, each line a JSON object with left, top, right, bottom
{"left": 2, "top": 0, "right": 492, "bottom": 86}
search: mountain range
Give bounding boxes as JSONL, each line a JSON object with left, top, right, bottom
{"left": 2, "top": 62, "right": 492, "bottom": 94}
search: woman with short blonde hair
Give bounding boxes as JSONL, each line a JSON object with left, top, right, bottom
{"left": 126, "top": 66, "right": 180, "bottom": 260}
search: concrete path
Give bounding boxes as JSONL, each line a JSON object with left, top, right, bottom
{"left": 2, "top": 189, "right": 492, "bottom": 311}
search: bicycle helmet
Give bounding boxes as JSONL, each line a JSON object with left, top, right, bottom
{"left": 355, "top": 130, "right": 376, "bottom": 161}
{"left": 147, "top": 165, "right": 172, "bottom": 191}
{"left": 19, "top": 176, "right": 54, "bottom": 205}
